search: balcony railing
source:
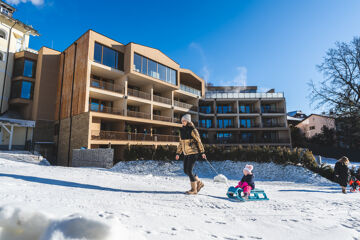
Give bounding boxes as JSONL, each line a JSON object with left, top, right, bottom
{"left": 127, "top": 88, "right": 151, "bottom": 100}
{"left": 174, "top": 100, "right": 193, "bottom": 109}
{"left": 153, "top": 114, "right": 172, "bottom": 122}
{"left": 173, "top": 118, "right": 181, "bottom": 123}
{"left": 127, "top": 110, "right": 151, "bottom": 119}
{"left": 90, "top": 106, "right": 125, "bottom": 116}
{"left": 205, "top": 92, "right": 284, "bottom": 99}
{"left": 262, "top": 123, "right": 286, "bottom": 128}
{"left": 199, "top": 123, "right": 213, "bottom": 128}
{"left": 202, "top": 138, "right": 290, "bottom": 144}
{"left": 199, "top": 107, "right": 214, "bottom": 114}
{"left": 239, "top": 109, "right": 259, "bottom": 114}
{"left": 153, "top": 95, "right": 172, "bottom": 105}
{"left": 239, "top": 124, "right": 260, "bottom": 128}
{"left": 90, "top": 79, "right": 124, "bottom": 94}
{"left": 217, "top": 110, "right": 237, "bottom": 114}
{"left": 261, "top": 108, "right": 285, "bottom": 114}
{"left": 91, "top": 130, "right": 180, "bottom": 142}
{"left": 217, "top": 125, "right": 237, "bottom": 129}
{"left": 180, "top": 84, "right": 201, "bottom": 96}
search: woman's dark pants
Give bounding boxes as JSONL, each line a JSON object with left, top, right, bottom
{"left": 184, "top": 154, "right": 198, "bottom": 182}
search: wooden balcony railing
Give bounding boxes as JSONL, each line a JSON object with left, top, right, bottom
{"left": 90, "top": 106, "right": 125, "bottom": 116}
{"left": 173, "top": 118, "right": 181, "bottom": 123}
{"left": 90, "top": 79, "right": 124, "bottom": 94}
{"left": 91, "top": 130, "right": 180, "bottom": 142}
{"left": 127, "top": 110, "right": 151, "bottom": 119}
{"left": 174, "top": 100, "right": 193, "bottom": 109}
{"left": 153, "top": 95, "right": 172, "bottom": 105}
{"left": 153, "top": 114, "right": 172, "bottom": 122}
{"left": 128, "top": 88, "right": 151, "bottom": 100}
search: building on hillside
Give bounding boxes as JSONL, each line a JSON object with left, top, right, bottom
{"left": 52, "top": 30, "right": 292, "bottom": 165}
{"left": 54, "top": 30, "right": 204, "bottom": 166}
{"left": 295, "top": 114, "right": 335, "bottom": 138}
{"left": 0, "top": 1, "right": 39, "bottom": 151}
{"left": 197, "top": 86, "right": 291, "bottom": 146}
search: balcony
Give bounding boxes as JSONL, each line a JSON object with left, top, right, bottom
{"left": 128, "top": 88, "right": 151, "bottom": 100}
{"left": 199, "top": 107, "right": 214, "bottom": 114}
{"left": 127, "top": 110, "right": 151, "bottom": 119}
{"left": 199, "top": 122, "right": 213, "bottom": 128}
{"left": 174, "top": 100, "right": 193, "bottom": 109}
{"left": 262, "top": 123, "right": 286, "bottom": 128}
{"left": 90, "top": 79, "right": 124, "bottom": 94}
{"left": 91, "top": 130, "right": 179, "bottom": 142}
{"left": 180, "top": 84, "right": 201, "bottom": 96}
{"left": 239, "top": 124, "right": 260, "bottom": 128}
{"left": 205, "top": 92, "right": 284, "bottom": 99}
{"left": 153, "top": 114, "right": 172, "bottom": 122}
{"left": 202, "top": 138, "right": 290, "bottom": 144}
{"left": 90, "top": 106, "right": 125, "bottom": 116}
{"left": 217, "top": 125, "right": 236, "bottom": 129}
{"left": 261, "top": 108, "right": 285, "bottom": 114}
{"left": 217, "top": 110, "right": 237, "bottom": 114}
{"left": 153, "top": 95, "right": 171, "bottom": 105}
{"left": 173, "top": 118, "right": 181, "bottom": 123}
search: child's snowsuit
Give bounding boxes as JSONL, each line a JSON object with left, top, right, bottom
{"left": 235, "top": 174, "right": 255, "bottom": 195}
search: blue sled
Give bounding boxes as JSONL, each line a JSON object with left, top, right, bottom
{"left": 226, "top": 186, "right": 269, "bottom": 201}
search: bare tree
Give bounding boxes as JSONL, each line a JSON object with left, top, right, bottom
{"left": 309, "top": 37, "right": 360, "bottom": 148}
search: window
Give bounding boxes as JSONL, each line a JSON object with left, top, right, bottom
{"left": 93, "top": 42, "right": 124, "bottom": 71}
{"left": 217, "top": 105, "right": 232, "bottom": 113}
{"left": 89, "top": 98, "right": 112, "bottom": 112}
{"left": 310, "top": 126, "right": 315, "bottom": 130}
{"left": 199, "top": 119, "right": 212, "bottom": 128}
{"left": 13, "top": 58, "right": 36, "bottom": 78}
{"left": 158, "top": 63, "right": 166, "bottom": 81}
{"left": 133, "top": 53, "right": 141, "bottom": 72}
{"left": 0, "top": 29, "right": 5, "bottom": 39}
{"left": 133, "top": 53, "right": 177, "bottom": 85}
{"left": 200, "top": 105, "right": 212, "bottom": 114}
{"left": 240, "top": 119, "right": 252, "bottom": 128}
{"left": 23, "top": 60, "right": 34, "bottom": 77}
{"left": 0, "top": 52, "right": 3, "bottom": 61}
{"left": 217, "top": 119, "right": 233, "bottom": 128}
{"left": 16, "top": 38, "right": 22, "bottom": 52}
{"left": 11, "top": 81, "right": 34, "bottom": 100}
{"left": 239, "top": 104, "right": 253, "bottom": 113}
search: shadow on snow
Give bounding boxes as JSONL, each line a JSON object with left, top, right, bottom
{"left": 0, "top": 173, "right": 184, "bottom": 195}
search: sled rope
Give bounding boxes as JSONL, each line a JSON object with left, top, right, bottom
{"left": 204, "top": 158, "right": 230, "bottom": 187}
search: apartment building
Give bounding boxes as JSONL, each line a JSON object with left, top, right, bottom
{"left": 55, "top": 30, "right": 204, "bottom": 166}
{"left": 197, "top": 86, "right": 291, "bottom": 146}
{"left": 0, "top": 1, "right": 40, "bottom": 150}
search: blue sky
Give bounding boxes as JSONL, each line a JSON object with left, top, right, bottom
{"left": 7, "top": 0, "right": 360, "bottom": 114}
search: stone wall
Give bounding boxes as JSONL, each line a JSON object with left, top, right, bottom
{"left": 72, "top": 148, "right": 114, "bottom": 168}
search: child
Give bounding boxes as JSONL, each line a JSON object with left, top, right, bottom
{"left": 349, "top": 167, "right": 360, "bottom": 193}
{"left": 235, "top": 164, "right": 255, "bottom": 200}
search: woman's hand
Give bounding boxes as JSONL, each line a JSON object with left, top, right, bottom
{"left": 202, "top": 153, "right": 207, "bottom": 159}
{"left": 175, "top": 155, "right": 179, "bottom": 160}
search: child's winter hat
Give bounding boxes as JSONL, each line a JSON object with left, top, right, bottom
{"left": 243, "top": 164, "right": 254, "bottom": 174}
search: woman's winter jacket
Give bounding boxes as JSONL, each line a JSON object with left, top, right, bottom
{"left": 334, "top": 162, "right": 350, "bottom": 187}
{"left": 176, "top": 122, "right": 205, "bottom": 156}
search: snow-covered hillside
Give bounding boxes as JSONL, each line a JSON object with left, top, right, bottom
{"left": 0, "top": 152, "right": 359, "bottom": 240}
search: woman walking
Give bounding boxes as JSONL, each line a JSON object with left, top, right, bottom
{"left": 175, "top": 114, "right": 206, "bottom": 195}
{"left": 334, "top": 156, "right": 351, "bottom": 194}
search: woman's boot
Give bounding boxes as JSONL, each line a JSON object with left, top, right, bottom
{"left": 186, "top": 181, "right": 198, "bottom": 195}
{"left": 342, "top": 187, "right": 347, "bottom": 194}
{"left": 195, "top": 176, "right": 204, "bottom": 193}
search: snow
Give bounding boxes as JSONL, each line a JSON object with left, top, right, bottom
{"left": 0, "top": 151, "right": 359, "bottom": 240}
{"left": 316, "top": 155, "right": 360, "bottom": 169}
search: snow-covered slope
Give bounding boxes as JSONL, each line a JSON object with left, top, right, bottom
{"left": 0, "top": 152, "right": 359, "bottom": 240}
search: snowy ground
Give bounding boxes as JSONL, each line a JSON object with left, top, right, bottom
{"left": 0, "top": 152, "right": 360, "bottom": 240}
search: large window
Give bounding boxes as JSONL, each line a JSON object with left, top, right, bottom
{"left": 13, "top": 58, "right": 36, "bottom": 78}
{"left": 217, "top": 119, "right": 233, "bottom": 128}
{"left": 240, "top": 119, "right": 253, "bottom": 128}
{"left": 89, "top": 98, "right": 113, "bottom": 112}
{"left": 11, "top": 81, "right": 34, "bottom": 100}
{"left": 217, "top": 105, "right": 233, "bottom": 114}
{"left": 94, "top": 42, "right": 124, "bottom": 71}
{"left": 199, "top": 105, "right": 212, "bottom": 114}
{"left": 199, "top": 119, "right": 212, "bottom": 128}
{"left": 133, "top": 53, "right": 177, "bottom": 85}
{"left": 239, "top": 104, "right": 253, "bottom": 113}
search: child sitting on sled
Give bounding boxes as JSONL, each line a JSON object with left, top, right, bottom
{"left": 235, "top": 164, "right": 255, "bottom": 200}
{"left": 349, "top": 167, "right": 360, "bottom": 192}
